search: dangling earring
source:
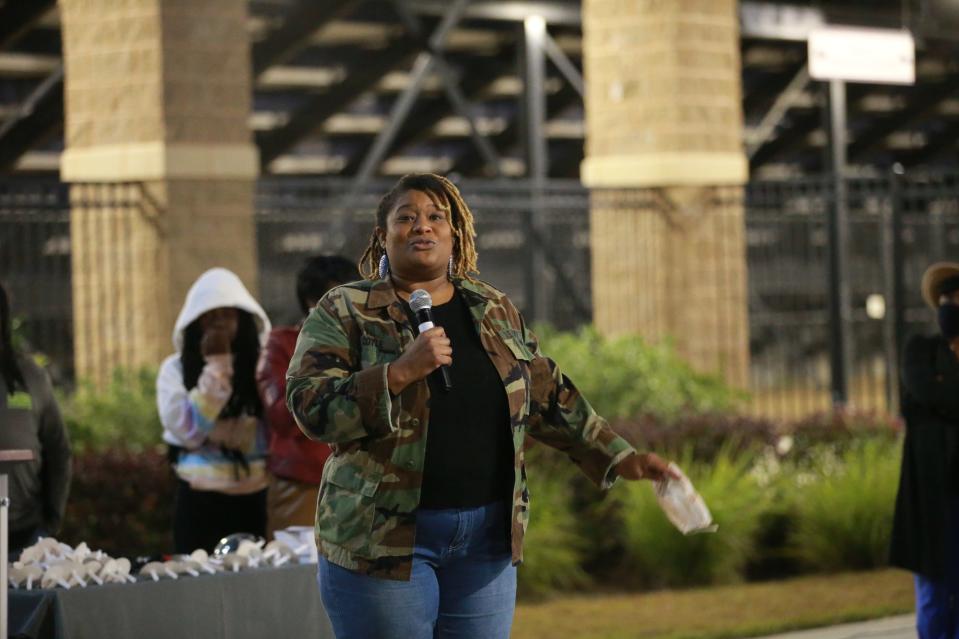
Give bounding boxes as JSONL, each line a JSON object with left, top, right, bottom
{"left": 448, "top": 256, "right": 454, "bottom": 279}
{"left": 378, "top": 254, "right": 389, "bottom": 279}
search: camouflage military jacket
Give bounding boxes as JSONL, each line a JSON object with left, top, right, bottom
{"left": 286, "top": 276, "right": 635, "bottom": 581}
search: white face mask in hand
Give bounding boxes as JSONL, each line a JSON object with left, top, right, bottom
{"left": 196, "top": 355, "right": 234, "bottom": 404}
{"left": 653, "top": 463, "right": 718, "bottom": 535}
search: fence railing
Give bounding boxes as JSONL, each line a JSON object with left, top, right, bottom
{"left": 0, "top": 179, "right": 72, "bottom": 379}
{"left": 2, "top": 173, "right": 957, "bottom": 419}
{"left": 256, "top": 178, "right": 593, "bottom": 328}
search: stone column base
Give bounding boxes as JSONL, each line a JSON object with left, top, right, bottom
{"left": 71, "top": 180, "right": 257, "bottom": 385}
{"left": 590, "top": 185, "right": 749, "bottom": 388}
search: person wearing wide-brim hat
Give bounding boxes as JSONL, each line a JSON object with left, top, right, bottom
{"left": 891, "top": 261, "right": 959, "bottom": 639}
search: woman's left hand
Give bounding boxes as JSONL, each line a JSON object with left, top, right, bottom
{"left": 615, "top": 452, "right": 680, "bottom": 482}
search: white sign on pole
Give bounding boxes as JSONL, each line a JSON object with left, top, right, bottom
{"left": 808, "top": 26, "right": 915, "bottom": 85}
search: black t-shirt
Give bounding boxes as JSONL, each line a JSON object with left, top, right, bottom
{"left": 415, "top": 290, "right": 514, "bottom": 509}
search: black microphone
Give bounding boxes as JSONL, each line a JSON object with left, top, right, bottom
{"left": 409, "top": 289, "right": 453, "bottom": 392}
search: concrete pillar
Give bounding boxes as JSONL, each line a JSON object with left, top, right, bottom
{"left": 582, "top": 0, "right": 750, "bottom": 388}
{"left": 59, "top": 0, "right": 259, "bottom": 384}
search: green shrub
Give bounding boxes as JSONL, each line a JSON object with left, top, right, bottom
{"left": 611, "top": 446, "right": 769, "bottom": 589}
{"left": 612, "top": 412, "right": 779, "bottom": 461}
{"left": 61, "top": 367, "right": 161, "bottom": 453}
{"left": 46, "top": 367, "right": 173, "bottom": 557}
{"left": 610, "top": 410, "right": 899, "bottom": 466}
{"left": 11, "top": 318, "right": 50, "bottom": 369}
{"left": 11, "top": 316, "right": 30, "bottom": 353}
{"left": 518, "top": 446, "right": 591, "bottom": 599}
{"left": 534, "top": 325, "right": 744, "bottom": 421}
{"left": 787, "top": 410, "right": 901, "bottom": 462}
{"left": 60, "top": 448, "right": 174, "bottom": 559}
{"left": 787, "top": 438, "right": 901, "bottom": 572}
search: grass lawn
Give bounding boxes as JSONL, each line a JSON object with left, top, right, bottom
{"left": 512, "top": 569, "right": 913, "bottom": 639}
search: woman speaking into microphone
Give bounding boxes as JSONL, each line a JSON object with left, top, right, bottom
{"left": 286, "top": 173, "right": 675, "bottom": 639}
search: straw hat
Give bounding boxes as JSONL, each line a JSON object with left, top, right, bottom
{"left": 921, "top": 261, "right": 959, "bottom": 309}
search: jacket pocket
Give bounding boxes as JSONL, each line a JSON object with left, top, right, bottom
{"left": 359, "top": 332, "right": 401, "bottom": 368}
{"left": 316, "top": 462, "right": 381, "bottom": 553}
{"left": 499, "top": 329, "right": 535, "bottom": 361}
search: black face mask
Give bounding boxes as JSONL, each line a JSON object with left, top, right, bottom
{"left": 938, "top": 304, "right": 959, "bottom": 340}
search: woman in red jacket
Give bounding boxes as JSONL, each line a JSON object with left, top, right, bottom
{"left": 256, "top": 255, "right": 360, "bottom": 538}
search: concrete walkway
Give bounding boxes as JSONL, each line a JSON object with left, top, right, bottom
{"left": 751, "top": 615, "right": 916, "bottom": 639}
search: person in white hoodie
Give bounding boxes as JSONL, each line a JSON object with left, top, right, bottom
{"left": 157, "top": 268, "right": 272, "bottom": 553}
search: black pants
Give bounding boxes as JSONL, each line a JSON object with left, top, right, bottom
{"left": 173, "top": 479, "right": 267, "bottom": 553}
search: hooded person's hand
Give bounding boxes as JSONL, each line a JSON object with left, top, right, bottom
{"left": 193, "top": 329, "right": 234, "bottom": 419}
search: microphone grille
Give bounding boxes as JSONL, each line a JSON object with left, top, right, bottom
{"left": 409, "top": 289, "right": 433, "bottom": 313}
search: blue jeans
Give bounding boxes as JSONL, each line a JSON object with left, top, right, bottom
{"left": 916, "top": 498, "right": 959, "bottom": 639}
{"left": 318, "top": 501, "right": 516, "bottom": 639}
{"left": 916, "top": 575, "right": 959, "bottom": 639}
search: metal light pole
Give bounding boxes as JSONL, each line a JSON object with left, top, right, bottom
{"left": 523, "top": 15, "right": 549, "bottom": 323}
{"left": 826, "top": 79, "right": 852, "bottom": 407}
{"left": 809, "top": 25, "right": 915, "bottom": 408}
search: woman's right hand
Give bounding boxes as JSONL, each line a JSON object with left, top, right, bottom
{"left": 387, "top": 327, "right": 452, "bottom": 395}
{"left": 196, "top": 354, "right": 233, "bottom": 406}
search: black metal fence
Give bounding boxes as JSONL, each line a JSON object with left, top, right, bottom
{"left": 0, "top": 179, "right": 72, "bottom": 379}
{"left": 256, "top": 178, "right": 592, "bottom": 328}
{"left": 2, "top": 173, "right": 957, "bottom": 419}
{"left": 745, "top": 172, "right": 959, "bottom": 416}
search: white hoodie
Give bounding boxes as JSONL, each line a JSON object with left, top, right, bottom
{"left": 157, "top": 268, "right": 272, "bottom": 494}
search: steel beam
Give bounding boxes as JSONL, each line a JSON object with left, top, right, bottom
{"left": 387, "top": 0, "right": 835, "bottom": 41}
{"left": 452, "top": 82, "right": 580, "bottom": 175}
{"left": 897, "top": 115, "right": 959, "bottom": 166}
{"left": 352, "top": 0, "right": 472, "bottom": 184}
{"left": 407, "top": 1, "right": 582, "bottom": 26}
{"left": 353, "top": 53, "right": 438, "bottom": 182}
{"left": 746, "top": 64, "right": 809, "bottom": 159}
{"left": 0, "top": 66, "right": 63, "bottom": 171}
{"left": 435, "top": 62, "right": 503, "bottom": 176}
{"left": 0, "top": 0, "right": 56, "bottom": 50}
{"left": 851, "top": 79, "right": 959, "bottom": 162}
{"left": 251, "top": 0, "right": 361, "bottom": 76}
{"left": 542, "top": 30, "right": 583, "bottom": 98}
{"left": 256, "top": 37, "right": 422, "bottom": 168}
{"left": 750, "top": 85, "right": 869, "bottom": 171}
{"left": 739, "top": 2, "right": 825, "bottom": 41}
{"left": 393, "top": 0, "right": 502, "bottom": 176}
{"left": 340, "top": 47, "right": 515, "bottom": 176}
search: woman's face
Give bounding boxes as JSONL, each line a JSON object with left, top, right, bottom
{"left": 199, "top": 307, "right": 239, "bottom": 342}
{"left": 377, "top": 189, "right": 454, "bottom": 281}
